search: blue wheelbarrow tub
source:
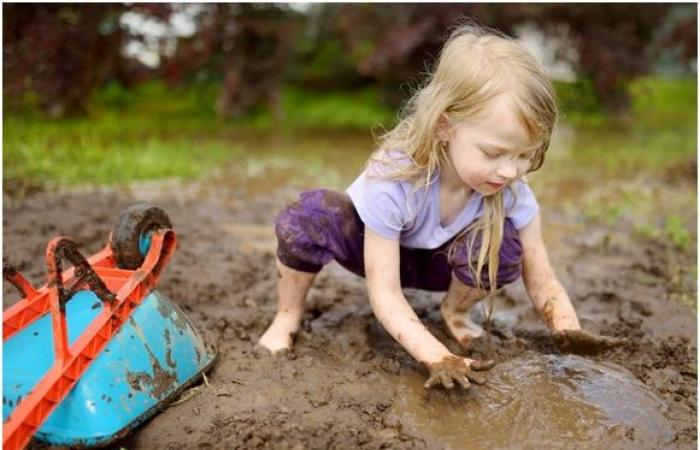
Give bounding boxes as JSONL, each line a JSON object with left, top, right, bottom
{"left": 3, "top": 290, "right": 216, "bottom": 447}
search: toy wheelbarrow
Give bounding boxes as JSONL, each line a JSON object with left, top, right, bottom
{"left": 3, "top": 204, "right": 217, "bottom": 449}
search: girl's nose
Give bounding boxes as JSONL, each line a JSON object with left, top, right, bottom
{"left": 497, "top": 160, "right": 517, "bottom": 179}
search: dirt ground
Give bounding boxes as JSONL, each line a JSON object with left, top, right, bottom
{"left": 3, "top": 179, "right": 697, "bottom": 450}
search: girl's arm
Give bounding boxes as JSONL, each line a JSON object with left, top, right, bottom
{"left": 363, "top": 227, "right": 493, "bottom": 388}
{"left": 364, "top": 227, "right": 452, "bottom": 362}
{"left": 519, "top": 213, "right": 580, "bottom": 331}
{"left": 519, "top": 213, "right": 626, "bottom": 353}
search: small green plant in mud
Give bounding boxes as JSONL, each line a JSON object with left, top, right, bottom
{"left": 632, "top": 216, "right": 697, "bottom": 311}
{"left": 662, "top": 215, "right": 694, "bottom": 250}
{"left": 665, "top": 251, "right": 697, "bottom": 312}
{"left": 579, "top": 191, "right": 697, "bottom": 311}
{"left": 582, "top": 201, "right": 624, "bottom": 228}
{"left": 632, "top": 215, "right": 695, "bottom": 252}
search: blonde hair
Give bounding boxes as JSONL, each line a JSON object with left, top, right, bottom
{"left": 368, "top": 21, "right": 558, "bottom": 297}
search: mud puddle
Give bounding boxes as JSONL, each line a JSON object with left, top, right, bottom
{"left": 391, "top": 352, "right": 674, "bottom": 450}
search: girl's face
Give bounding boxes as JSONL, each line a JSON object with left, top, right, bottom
{"left": 444, "top": 95, "right": 533, "bottom": 195}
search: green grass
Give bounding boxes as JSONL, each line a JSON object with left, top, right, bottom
{"left": 4, "top": 81, "right": 394, "bottom": 189}
{"left": 87, "top": 80, "right": 395, "bottom": 132}
{"left": 3, "top": 113, "right": 241, "bottom": 188}
{"left": 633, "top": 215, "right": 695, "bottom": 250}
{"left": 3, "top": 76, "right": 695, "bottom": 191}
{"left": 279, "top": 87, "right": 395, "bottom": 130}
{"left": 629, "top": 76, "right": 698, "bottom": 129}
{"left": 552, "top": 77, "right": 697, "bottom": 176}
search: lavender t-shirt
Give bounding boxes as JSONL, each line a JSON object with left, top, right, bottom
{"left": 346, "top": 161, "right": 539, "bottom": 249}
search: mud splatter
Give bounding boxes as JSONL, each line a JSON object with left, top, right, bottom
{"left": 125, "top": 316, "right": 179, "bottom": 399}
{"left": 127, "top": 372, "right": 149, "bottom": 392}
{"left": 164, "top": 329, "right": 176, "bottom": 369}
{"left": 154, "top": 291, "right": 190, "bottom": 331}
{"left": 539, "top": 297, "right": 556, "bottom": 329}
{"left": 451, "top": 319, "right": 467, "bottom": 329}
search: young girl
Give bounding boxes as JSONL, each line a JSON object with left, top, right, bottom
{"left": 259, "top": 23, "right": 624, "bottom": 390}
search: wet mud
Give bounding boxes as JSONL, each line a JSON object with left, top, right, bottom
{"left": 3, "top": 180, "right": 696, "bottom": 450}
{"left": 392, "top": 352, "right": 674, "bottom": 450}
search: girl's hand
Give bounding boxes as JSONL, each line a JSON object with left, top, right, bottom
{"left": 552, "top": 329, "right": 627, "bottom": 355}
{"left": 424, "top": 355, "right": 495, "bottom": 390}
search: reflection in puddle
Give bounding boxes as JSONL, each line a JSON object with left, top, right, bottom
{"left": 391, "top": 352, "right": 673, "bottom": 450}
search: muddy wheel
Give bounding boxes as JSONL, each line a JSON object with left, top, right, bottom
{"left": 111, "top": 204, "right": 172, "bottom": 269}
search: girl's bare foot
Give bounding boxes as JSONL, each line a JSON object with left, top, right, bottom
{"left": 258, "top": 314, "right": 298, "bottom": 354}
{"left": 441, "top": 305, "right": 485, "bottom": 349}
{"left": 440, "top": 275, "right": 487, "bottom": 349}
{"left": 257, "top": 258, "right": 317, "bottom": 354}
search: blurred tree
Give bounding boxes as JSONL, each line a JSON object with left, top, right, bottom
{"left": 158, "top": 4, "right": 302, "bottom": 118}
{"left": 657, "top": 5, "right": 697, "bottom": 72}
{"left": 4, "top": 3, "right": 695, "bottom": 117}
{"left": 302, "top": 3, "right": 696, "bottom": 111}
{"left": 531, "top": 3, "right": 688, "bottom": 111}
{"left": 295, "top": 4, "right": 531, "bottom": 106}
{"left": 4, "top": 3, "right": 128, "bottom": 116}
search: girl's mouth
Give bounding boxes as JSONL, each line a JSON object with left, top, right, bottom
{"left": 487, "top": 182, "right": 505, "bottom": 190}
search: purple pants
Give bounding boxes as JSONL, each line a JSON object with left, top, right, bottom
{"left": 275, "top": 189, "right": 523, "bottom": 292}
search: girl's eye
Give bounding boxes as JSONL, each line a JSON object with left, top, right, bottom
{"left": 481, "top": 148, "right": 500, "bottom": 159}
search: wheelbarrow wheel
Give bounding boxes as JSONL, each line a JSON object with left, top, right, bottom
{"left": 111, "top": 204, "right": 172, "bottom": 269}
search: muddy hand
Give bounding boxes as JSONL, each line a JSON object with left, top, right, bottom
{"left": 552, "top": 329, "right": 627, "bottom": 355}
{"left": 424, "top": 355, "right": 495, "bottom": 390}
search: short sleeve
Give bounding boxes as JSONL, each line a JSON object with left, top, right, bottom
{"left": 346, "top": 171, "right": 409, "bottom": 240}
{"left": 505, "top": 179, "right": 539, "bottom": 229}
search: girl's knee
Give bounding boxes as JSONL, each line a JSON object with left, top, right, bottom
{"left": 276, "top": 189, "right": 354, "bottom": 238}
{"left": 500, "top": 218, "right": 523, "bottom": 268}
{"left": 450, "top": 219, "right": 523, "bottom": 290}
{"left": 275, "top": 189, "right": 359, "bottom": 272}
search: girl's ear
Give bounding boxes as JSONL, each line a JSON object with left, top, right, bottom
{"left": 436, "top": 113, "right": 452, "bottom": 141}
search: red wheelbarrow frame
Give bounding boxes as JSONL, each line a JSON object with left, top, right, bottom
{"left": 3, "top": 229, "right": 176, "bottom": 450}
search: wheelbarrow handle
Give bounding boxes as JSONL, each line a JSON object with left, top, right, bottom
{"left": 3, "top": 257, "right": 38, "bottom": 298}
{"left": 46, "top": 237, "right": 116, "bottom": 310}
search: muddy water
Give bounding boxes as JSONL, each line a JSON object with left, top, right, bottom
{"left": 391, "top": 352, "right": 673, "bottom": 450}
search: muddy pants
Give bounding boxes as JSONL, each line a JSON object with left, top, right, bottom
{"left": 275, "top": 189, "right": 523, "bottom": 292}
